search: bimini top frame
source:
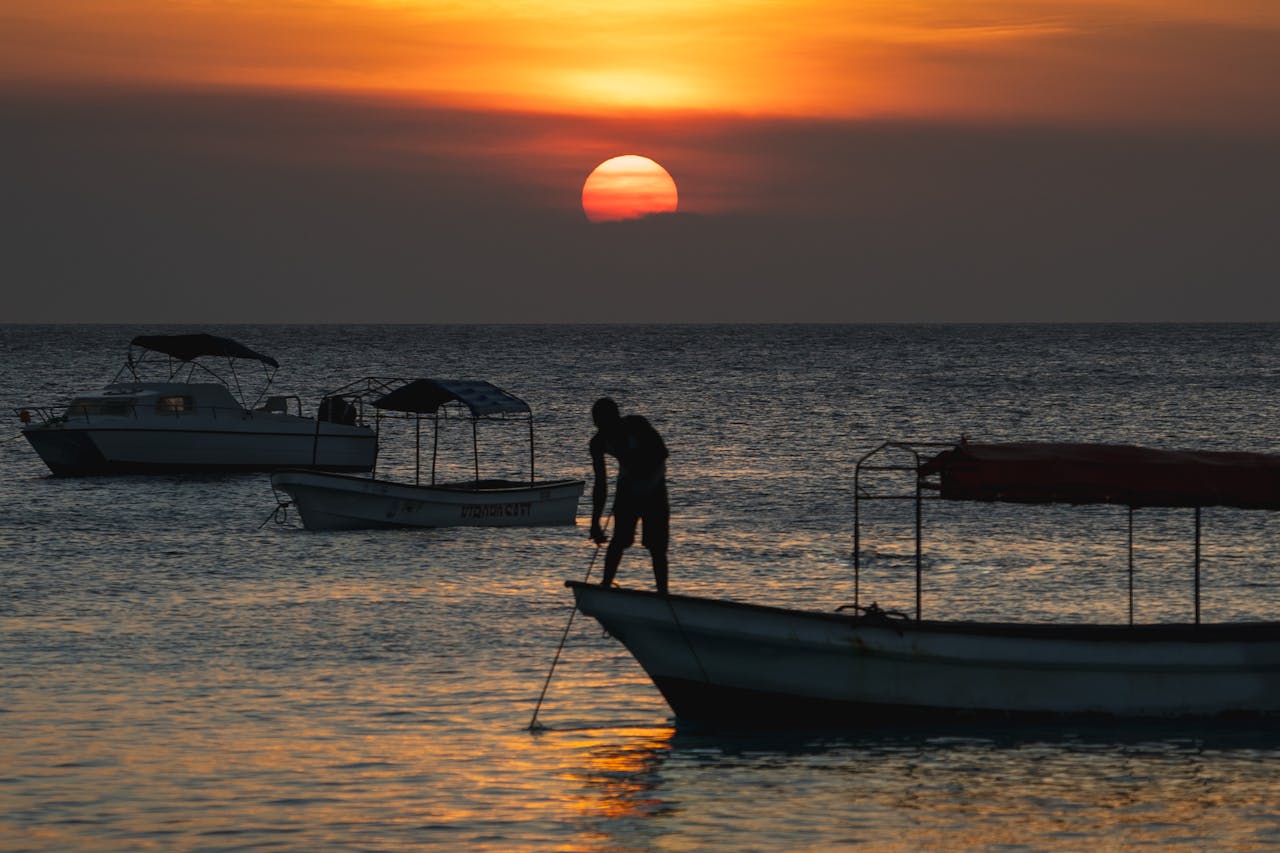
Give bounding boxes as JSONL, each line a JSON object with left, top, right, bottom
{"left": 853, "top": 439, "right": 1280, "bottom": 624}
{"left": 115, "top": 333, "right": 281, "bottom": 410}
{"left": 367, "top": 378, "right": 537, "bottom": 487}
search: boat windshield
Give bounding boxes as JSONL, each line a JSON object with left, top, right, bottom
{"left": 67, "top": 397, "right": 137, "bottom": 418}
{"left": 156, "top": 395, "right": 193, "bottom": 414}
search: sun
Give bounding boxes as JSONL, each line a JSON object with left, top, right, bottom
{"left": 581, "top": 155, "right": 678, "bottom": 223}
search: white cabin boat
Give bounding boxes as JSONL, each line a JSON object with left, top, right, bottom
{"left": 17, "top": 333, "right": 377, "bottom": 476}
{"left": 570, "top": 440, "right": 1280, "bottom": 726}
{"left": 271, "top": 378, "right": 584, "bottom": 530}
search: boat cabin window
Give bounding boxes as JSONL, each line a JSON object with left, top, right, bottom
{"left": 67, "top": 398, "right": 137, "bottom": 418}
{"left": 156, "top": 395, "right": 194, "bottom": 414}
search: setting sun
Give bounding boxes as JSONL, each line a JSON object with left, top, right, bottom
{"left": 581, "top": 155, "right": 678, "bottom": 223}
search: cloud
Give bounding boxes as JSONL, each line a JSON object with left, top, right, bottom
{"left": 6, "top": 2, "right": 1280, "bottom": 128}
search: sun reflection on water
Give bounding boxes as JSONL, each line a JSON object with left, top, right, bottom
{"left": 559, "top": 728, "right": 674, "bottom": 822}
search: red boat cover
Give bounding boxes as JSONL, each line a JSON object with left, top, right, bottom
{"left": 918, "top": 442, "right": 1280, "bottom": 509}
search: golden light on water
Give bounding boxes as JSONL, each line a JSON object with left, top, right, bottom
{"left": 560, "top": 728, "right": 674, "bottom": 820}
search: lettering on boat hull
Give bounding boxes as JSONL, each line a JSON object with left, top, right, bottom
{"left": 460, "top": 502, "right": 533, "bottom": 519}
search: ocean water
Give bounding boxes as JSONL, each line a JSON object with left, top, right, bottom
{"left": 2, "top": 323, "right": 1280, "bottom": 851}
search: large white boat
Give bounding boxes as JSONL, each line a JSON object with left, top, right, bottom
{"left": 17, "top": 333, "right": 377, "bottom": 476}
{"left": 570, "top": 440, "right": 1280, "bottom": 726}
{"left": 271, "top": 378, "right": 584, "bottom": 530}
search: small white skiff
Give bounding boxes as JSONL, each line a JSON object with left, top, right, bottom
{"left": 272, "top": 378, "right": 584, "bottom": 531}
{"left": 273, "top": 469, "right": 585, "bottom": 530}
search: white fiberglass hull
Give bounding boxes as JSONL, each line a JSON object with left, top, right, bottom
{"left": 23, "top": 414, "right": 376, "bottom": 475}
{"left": 569, "top": 582, "right": 1280, "bottom": 725}
{"left": 272, "top": 469, "right": 585, "bottom": 530}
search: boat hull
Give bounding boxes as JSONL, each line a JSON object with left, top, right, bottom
{"left": 272, "top": 469, "right": 585, "bottom": 530}
{"left": 569, "top": 582, "right": 1280, "bottom": 725}
{"left": 23, "top": 418, "right": 376, "bottom": 476}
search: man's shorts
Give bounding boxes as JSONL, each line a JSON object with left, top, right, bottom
{"left": 611, "top": 483, "right": 669, "bottom": 552}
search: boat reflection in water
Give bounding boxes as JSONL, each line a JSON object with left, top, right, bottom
{"left": 555, "top": 724, "right": 1280, "bottom": 851}
{"left": 572, "top": 440, "right": 1280, "bottom": 726}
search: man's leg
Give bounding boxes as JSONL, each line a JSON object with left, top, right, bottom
{"left": 650, "top": 548, "right": 669, "bottom": 595}
{"left": 641, "top": 491, "right": 670, "bottom": 594}
{"left": 601, "top": 508, "right": 637, "bottom": 586}
{"left": 600, "top": 541, "right": 625, "bottom": 586}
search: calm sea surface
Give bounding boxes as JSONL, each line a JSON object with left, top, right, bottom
{"left": 3, "top": 323, "right": 1280, "bottom": 851}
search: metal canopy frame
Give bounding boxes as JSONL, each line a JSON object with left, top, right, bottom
{"left": 115, "top": 337, "right": 280, "bottom": 410}
{"left": 313, "top": 376, "right": 404, "bottom": 471}
{"left": 414, "top": 395, "right": 536, "bottom": 487}
{"left": 853, "top": 440, "right": 1216, "bottom": 625}
{"left": 325, "top": 377, "right": 538, "bottom": 487}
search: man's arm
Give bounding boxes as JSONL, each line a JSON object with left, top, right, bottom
{"left": 589, "top": 433, "right": 609, "bottom": 543}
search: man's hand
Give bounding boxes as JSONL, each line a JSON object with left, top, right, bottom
{"left": 589, "top": 523, "right": 609, "bottom": 545}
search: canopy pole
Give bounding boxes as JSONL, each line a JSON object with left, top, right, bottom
{"left": 473, "top": 418, "right": 480, "bottom": 484}
{"left": 1194, "top": 506, "right": 1202, "bottom": 626}
{"left": 415, "top": 416, "right": 421, "bottom": 486}
{"left": 528, "top": 416, "right": 536, "bottom": 485}
{"left": 1127, "top": 507, "right": 1135, "bottom": 626}
{"left": 228, "top": 355, "right": 244, "bottom": 409}
{"left": 914, "top": 462, "right": 923, "bottom": 621}
{"left": 431, "top": 417, "right": 439, "bottom": 485}
{"left": 853, "top": 469, "right": 861, "bottom": 611}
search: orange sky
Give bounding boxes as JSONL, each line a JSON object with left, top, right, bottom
{"left": 4, "top": 1, "right": 1279, "bottom": 322}
{"left": 6, "top": 0, "right": 1280, "bottom": 131}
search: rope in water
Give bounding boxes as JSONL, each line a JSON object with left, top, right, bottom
{"left": 258, "top": 497, "right": 292, "bottom": 528}
{"left": 527, "top": 513, "right": 611, "bottom": 733}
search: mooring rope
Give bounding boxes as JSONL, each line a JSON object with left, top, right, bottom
{"left": 527, "top": 513, "right": 611, "bottom": 733}
{"left": 259, "top": 498, "right": 293, "bottom": 529}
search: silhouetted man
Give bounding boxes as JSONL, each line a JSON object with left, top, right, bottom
{"left": 589, "top": 397, "right": 669, "bottom": 594}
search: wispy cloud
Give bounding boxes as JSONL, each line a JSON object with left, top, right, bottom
{"left": 4, "top": 1, "right": 1278, "bottom": 130}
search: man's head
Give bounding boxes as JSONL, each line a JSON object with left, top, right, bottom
{"left": 592, "top": 397, "right": 621, "bottom": 430}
